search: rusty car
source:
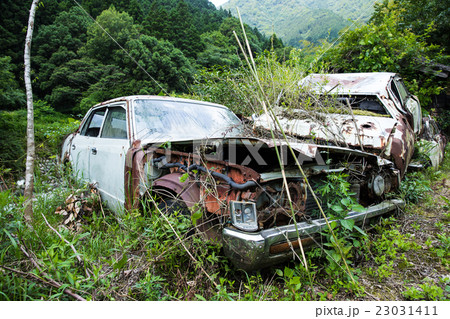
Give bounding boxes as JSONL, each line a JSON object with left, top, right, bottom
{"left": 62, "top": 95, "right": 410, "bottom": 270}
{"left": 254, "top": 72, "right": 446, "bottom": 174}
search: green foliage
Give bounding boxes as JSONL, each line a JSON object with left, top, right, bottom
{"left": 36, "top": 5, "right": 196, "bottom": 113}
{"left": 82, "top": 6, "right": 139, "bottom": 64}
{"left": 317, "top": 173, "right": 365, "bottom": 219}
{"left": 192, "top": 67, "right": 255, "bottom": 115}
{"left": 193, "top": 51, "right": 308, "bottom": 115}
{"left": 0, "top": 110, "right": 27, "bottom": 175}
{"left": 33, "top": 6, "right": 92, "bottom": 111}
{"left": 436, "top": 109, "right": 450, "bottom": 136}
{"left": 0, "top": 0, "right": 35, "bottom": 72}
{"left": 304, "top": 173, "right": 368, "bottom": 292}
{"left": 432, "top": 234, "right": 450, "bottom": 267}
{"left": 274, "top": 265, "right": 313, "bottom": 300}
{"left": 1, "top": 0, "right": 449, "bottom": 302}
{"left": 166, "top": 0, "right": 204, "bottom": 59}
{"left": 399, "top": 172, "right": 432, "bottom": 204}
{"left": 197, "top": 31, "right": 241, "bottom": 68}
{"left": 365, "top": 222, "right": 420, "bottom": 282}
{"left": 0, "top": 56, "right": 25, "bottom": 110}
{"left": 1, "top": 128, "right": 448, "bottom": 301}
{"left": 403, "top": 281, "right": 447, "bottom": 301}
{"left": 219, "top": 17, "right": 264, "bottom": 55}
{"left": 372, "top": 0, "right": 450, "bottom": 54}
{"left": 322, "top": 2, "right": 445, "bottom": 107}
{"left": 0, "top": 0, "right": 267, "bottom": 115}
{"left": 0, "top": 101, "right": 79, "bottom": 176}
{"left": 223, "top": 0, "right": 374, "bottom": 47}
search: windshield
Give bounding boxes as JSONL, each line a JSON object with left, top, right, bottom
{"left": 133, "top": 99, "right": 242, "bottom": 142}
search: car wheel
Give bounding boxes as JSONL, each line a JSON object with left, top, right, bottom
{"left": 157, "top": 198, "right": 189, "bottom": 216}
{"left": 157, "top": 198, "right": 195, "bottom": 237}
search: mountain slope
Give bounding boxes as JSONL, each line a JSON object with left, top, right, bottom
{"left": 222, "top": 0, "right": 374, "bottom": 47}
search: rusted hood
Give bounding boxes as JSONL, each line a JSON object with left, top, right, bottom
{"left": 254, "top": 109, "right": 397, "bottom": 151}
{"left": 299, "top": 73, "right": 395, "bottom": 96}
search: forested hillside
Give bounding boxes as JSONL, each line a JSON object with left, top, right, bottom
{"left": 0, "top": 0, "right": 268, "bottom": 113}
{"left": 223, "top": 0, "right": 374, "bottom": 47}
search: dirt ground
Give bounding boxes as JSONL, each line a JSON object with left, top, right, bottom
{"left": 354, "top": 178, "right": 450, "bottom": 301}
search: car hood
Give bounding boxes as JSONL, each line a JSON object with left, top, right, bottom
{"left": 253, "top": 109, "right": 398, "bottom": 151}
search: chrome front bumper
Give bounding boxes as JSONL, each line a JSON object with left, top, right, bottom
{"left": 222, "top": 199, "right": 405, "bottom": 270}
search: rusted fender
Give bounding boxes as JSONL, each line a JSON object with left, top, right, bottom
{"left": 152, "top": 173, "right": 200, "bottom": 207}
{"left": 124, "top": 145, "right": 200, "bottom": 209}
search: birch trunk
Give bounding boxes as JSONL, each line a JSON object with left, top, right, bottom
{"left": 23, "top": 0, "right": 40, "bottom": 221}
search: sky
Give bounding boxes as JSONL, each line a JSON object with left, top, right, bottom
{"left": 210, "top": 0, "right": 229, "bottom": 7}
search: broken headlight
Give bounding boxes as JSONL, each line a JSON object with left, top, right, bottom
{"left": 230, "top": 201, "right": 258, "bottom": 232}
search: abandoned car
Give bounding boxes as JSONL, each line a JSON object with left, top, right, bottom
{"left": 62, "top": 95, "right": 413, "bottom": 270}
{"left": 254, "top": 72, "right": 446, "bottom": 174}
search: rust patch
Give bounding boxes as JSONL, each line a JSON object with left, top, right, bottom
{"left": 124, "top": 145, "right": 262, "bottom": 212}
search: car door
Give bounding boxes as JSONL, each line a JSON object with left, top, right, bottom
{"left": 70, "top": 107, "right": 107, "bottom": 182}
{"left": 88, "top": 105, "right": 130, "bottom": 212}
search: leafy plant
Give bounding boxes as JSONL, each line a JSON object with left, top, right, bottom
{"left": 321, "top": 0, "right": 445, "bottom": 107}
{"left": 317, "top": 173, "right": 365, "bottom": 219}
{"left": 399, "top": 172, "right": 432, "bottom": 203}
{"left": 403, "top": 283, "right": 447, "bottom": 301}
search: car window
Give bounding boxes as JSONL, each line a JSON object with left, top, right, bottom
{"left": 338, "top": 96, "right": 388, "bottom": 115}
{"left": 392, "top": 78, "right": 409, "bottom": 105}
{"left": 101, "top": 107, "right": 127, "bottom": 139}
{"left": 396, "top": 79, "right": 409, "bottom": 100}
{"left": 80, "top": 108, "right": 106, "bottom": 137}
{"left": 390, "top": 81, "right": 401, "bottom": 103}
{"left": 133, "top": 99, "right": 242, "bottom": 141}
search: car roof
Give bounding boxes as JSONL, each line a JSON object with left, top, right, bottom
{"left": 299, "top": 72, "right": 397, "bottom": 96}
{"left": 93, "top": 95, "right": 231, "bottom": 111}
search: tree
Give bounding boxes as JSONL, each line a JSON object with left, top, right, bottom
{"left": 0, "top": 0, "right": 32, "bottom": 84}
{"left": 142, "top": 2, "right": 171, "bottom": 40}
{"left": 33, "top": 6, "right": 92, "bottom": 107}
{"left": 321, "top": 5, "right": 444, "bottom": 106}
{"left": 197, "top": 31, "right": 240, "bottom": 68}
{"left": 0, "top": 56, "right": 26, "bottom": 110}
{"left": 371, "top": 0, "right": 450, "bottom": 54}
{"left": 46, "top": 57, "right": 122, "bottom": 112}
{"left": 24, "top": 0, "right": 39, "bottom": 221}
{"left": 219, "top": 17, "right": 263, "bottom": 56}
{"left": 81, "top": 6, "right": 138, "bottom": 65}
{"left": 119, "top": 34, "right": 194, "bottom": 94}
{"left": 167, "top": 0, "right": 204, "bottom": 59}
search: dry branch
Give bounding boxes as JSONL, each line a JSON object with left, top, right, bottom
{"left": 18, "top": 241, "right": 87, "bottom": 301}
{"left": 40, "top": 211, "right": 90, "bottom": 278}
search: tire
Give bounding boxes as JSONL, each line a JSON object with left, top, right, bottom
{"left": 157, "top": 198, "right": 195, "bottom": 237}
{"left": 157, "top": 198, "right": 190, "bottom": 217}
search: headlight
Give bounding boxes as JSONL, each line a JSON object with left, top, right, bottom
{"left": 230, "top": 201, "right": 258, "bottom": 232}
{"left": 369, "top": 175, "right": 385, "bottom": 197}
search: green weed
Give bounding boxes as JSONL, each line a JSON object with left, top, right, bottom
{"left": 403, "top": 281, "right": 447, "bottom": 301}
{"left": 399, "top": 172, "right": 432, "bottom": 204}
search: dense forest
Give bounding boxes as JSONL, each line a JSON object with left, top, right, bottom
{"left": 0, "top": 0, "right": 271, "bottom": 114}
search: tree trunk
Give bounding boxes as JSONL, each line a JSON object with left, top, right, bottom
{"left": 23, "top": 0, "right": 40, "bottom": 222}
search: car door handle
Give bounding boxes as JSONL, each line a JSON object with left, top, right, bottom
{"left": 72, "top": 144, "right": 76, "bottom": 150}
{"left": 91, "top": 147, "right": 97, "bottom": 155}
